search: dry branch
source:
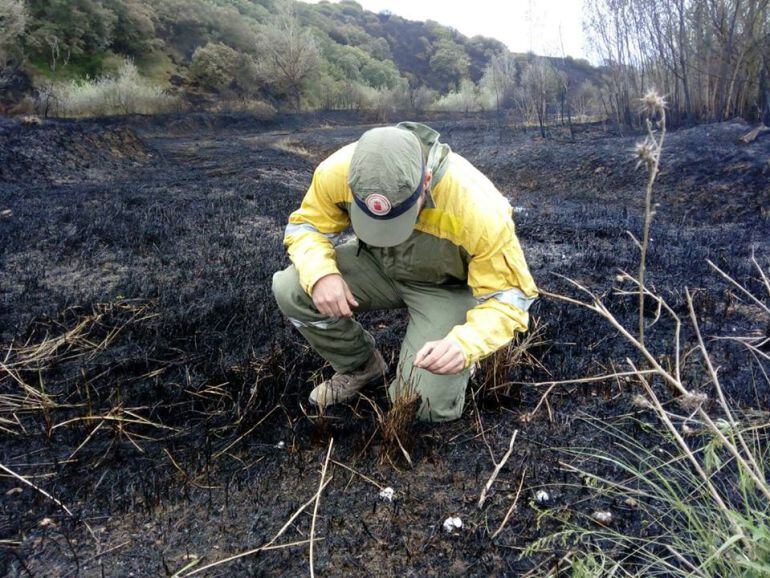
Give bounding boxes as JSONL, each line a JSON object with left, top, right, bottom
{"left": 478, "top": 429, "right": 519, "bottom": 509}
{"left": 310, "top": 438, "right": 334, "bottom": 578}
{"left": 738, "top": 124, "right": 769, "bottom": 144}
{"left": 491, "top": 468, "right": 527, "bottom": 539}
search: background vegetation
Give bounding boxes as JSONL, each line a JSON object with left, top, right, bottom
{"left": 0, "top": 0, "right": 601, "bottom": 124}
{"left": 0, "top": 0, "right": 768, "bottom": 125}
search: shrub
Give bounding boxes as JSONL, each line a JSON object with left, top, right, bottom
{"left": 432, "top": 79, "right": 485, "bottom": 113}
{"left": 352, "top": 83, "right": 403, "bottom": 122}
{"left": 42, "top": 59, "right": 178, "bottom": 117}
{"left": 190, "top": 41, "right": 239, "bottom": 92}
{"left": 0, "top": 0, "right": 26, "bottom": 69}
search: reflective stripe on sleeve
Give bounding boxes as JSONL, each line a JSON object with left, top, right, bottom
{"left": 284, "top": 222, "right": 343, "bottom": 245}
{"left": 476, "top": 287, "right": 537, "bottom": 312}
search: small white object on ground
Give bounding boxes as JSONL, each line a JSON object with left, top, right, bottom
{"left": 276, "top": 441, "right": 285, "bottom": 449}
{"left": 442, "top": 516, "right": 463, "bottom": 533}
{"left": 592, "top": 510, "right": 613, "bottom": 524}
{"left": 535, "top": 490, "right": 550, "bottom": 504}
{"left": 378, "top": 487, "right": 395, "bottom": 502}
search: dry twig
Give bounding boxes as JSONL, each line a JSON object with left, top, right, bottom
{"left": 478, "top": 429, "right": 519, "bottom": 509}
{"left": 310, "top": 438, "right": 334, "bottom": 578}
{"left": 491, "top": 467, "right": 527, "bottom": 539}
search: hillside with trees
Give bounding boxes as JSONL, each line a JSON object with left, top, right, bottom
{"left": 0, "top": 0, "right": 767, "bottom": 130}
{"left": 0, "top": 0, "right": 602, "bottom": 126}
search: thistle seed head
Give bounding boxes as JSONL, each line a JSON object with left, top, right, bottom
{"left": 633, "top": 138, "right": 657, "bottom": 169}
{"left": 640, "top": 90, "right": 666, "bottom": 116}
{"left": 631, "top": 394, "right": 653, "bottom": 409}
{"left": 678, "top": 390, "right": 708, "bottom": 411}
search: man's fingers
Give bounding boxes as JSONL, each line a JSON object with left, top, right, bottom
{"left": 337, "top": 294, "right": 352, "bottom": 317}
{"left": 319, "top": 297, "right": 340, "bottom": 318}
{"left": 433, "top": 356, "right": 464, "bottom": 375}
{"left": 314, "top": 299, "right": 330, "bottom": 316}
{"left": 432, "top": 348, "right": 459, "bottom": 372}
{"left": 419, "top": 341, "right": 450, "bottom": 369}
{"left": 344, "top": 284, "right": 359, "bottom": 308}
{"left": 414, "top": 342, "right": 435, "bottom": 366}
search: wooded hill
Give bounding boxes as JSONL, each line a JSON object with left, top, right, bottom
{"left": 0, "top": 0, "right": 601, "bottom": 120}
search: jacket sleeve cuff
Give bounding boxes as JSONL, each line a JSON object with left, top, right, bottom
{"left": 301, "top": 263, "right": 342, "bottom": 296}
{"left": 446, "top": 326, "right": 480, "bottom": 368}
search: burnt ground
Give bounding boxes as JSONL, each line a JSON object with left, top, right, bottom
{"left": 1, "top": 111, "right": 769, "bottom": 576}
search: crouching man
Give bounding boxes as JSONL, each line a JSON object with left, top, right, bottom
{"left": 272, "top": 122, "right": 538, "bottom": 422}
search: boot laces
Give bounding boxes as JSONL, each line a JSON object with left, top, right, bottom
{"left": 329, "top": 372, "right": 353, "bottom": 390}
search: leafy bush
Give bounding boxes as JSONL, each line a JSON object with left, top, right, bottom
{"left": 190, "top": 41, "right": 238, "bottom": 92}
{"left": 432, "top": 79, "right": 485, "bottom": 112}
{"left": 0, "top": 0, "right": 26, "bottom": 68}
{"left": 43, "top": 59, "right": 178, "bottom": 117}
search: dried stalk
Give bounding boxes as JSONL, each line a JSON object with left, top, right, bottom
{"left": 310, "top": 438, "right": 334, "bottom": 578}
{"left": 635, "top": 91, "right": 667, "bottom": 343}
{"left": 0, "top": 462, "right": 74, "bottom": 517}
{"left": 478, "top": 429, "right": 519, "bottom": 509}
{"left": 331, "top": 459, "right": 385, "bottom": 491}
{"left": 491, "top": 468, "right": 527, "bottom": 539}
{"left": 707, "top": 258, "right": 770, "bottom": 317}
{"left": 629, "top": 360, "right": 748, "bottom": 543}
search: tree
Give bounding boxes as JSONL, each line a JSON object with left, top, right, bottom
{"left": 429, "top": 38, "right": 470, "bottom": 92}
{"left": 520, "top": 57, "right": 562, "bottom": 138}
{"left": 26, "top": 0, "right": 118, "bottom": 71}
{"left": 106, "top": 0, "right": 159, "bottom": 57}
{"left": 260, "top": 2, "right": 321, "bottom": 111}
{"left": 584, "top": 0, "right": 770, "bottom": 126}
{"left": 480, "top": 51, "right": 517, "bottom": 113}
{"left": 434, "top": 78, "right": 482, "bottom": 113}
{"left": 0, "top": 0, "right": 26, "bottom": 69}
{"left": 190, "top": 41, "right": 239, "bottom": 92}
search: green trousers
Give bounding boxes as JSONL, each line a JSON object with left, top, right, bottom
{"left": 272, "top": 239, "right": 476, "bottom": 422}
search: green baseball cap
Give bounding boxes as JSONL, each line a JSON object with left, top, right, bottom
{"left": 347, "top": 126, "right": 425, "bottom": 247}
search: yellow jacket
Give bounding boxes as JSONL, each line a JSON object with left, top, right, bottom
{"left": 283, "top": 142, "right": 539, "bottom": 367}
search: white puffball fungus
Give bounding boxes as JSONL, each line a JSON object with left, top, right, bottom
{"left": 535, "top": 490, "right": 550, "bottom": 504}
{"left": 442, "top": 516, "right": 463, "bottom": 533}
{"left": 592, "top": 510, "right": 613, "bottom": 524}
{"left": 378, "top": 487, "right": 395, "bottom": 502}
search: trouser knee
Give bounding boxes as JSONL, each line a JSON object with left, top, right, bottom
{"left": 272, "top": 266, "right": 306, "bottom": 317}
{"left": 417, "top": 390, "right": 465, "bottom": 422}
{"left": 390, "top": 371, "right": 468, "bottom": 423}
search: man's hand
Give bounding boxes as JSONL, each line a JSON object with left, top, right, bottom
{"left": 414, "top": 338, "right": 466, "bottom": 375}
{"left": 311, "top": 274, "right": 359, "bottom": 318}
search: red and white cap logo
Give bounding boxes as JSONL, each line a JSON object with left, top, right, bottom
{"left": 364, "top": 193, "right": 391, "bottom": 216}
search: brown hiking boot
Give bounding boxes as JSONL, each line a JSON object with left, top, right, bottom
{"left": 309, "top": 350, "right": 388, "bottom": 408}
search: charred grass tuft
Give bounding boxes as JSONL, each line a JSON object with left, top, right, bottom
{"left": 364, "top": 367, "right": 421, "bottom": 468}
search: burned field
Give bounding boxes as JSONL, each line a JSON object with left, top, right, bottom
{"left": 1, "top": 113, "right": 769, "bottom": 576}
